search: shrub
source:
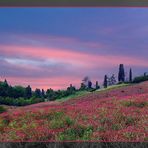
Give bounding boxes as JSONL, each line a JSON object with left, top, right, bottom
{"left": 97, "top": 126, "right": 106, "bottom": 132}
{"left": 120, "top": 100, "right": 147, "bottom": 108}
{"left": 120, "top": 100, "right": 134, "bottom": 107}
{"left": 57, "top": 125, "right": 93, "bottom": 141}
{"left": 123, "top": 132, "right": 136, "bottom": 140}
{"left": 133, "top": 75, "right": 148, "bottom": 83}
{"left": 65, "top": 116, "right": 75, "bottom": 126}
{"left": 0, "top": 106, "right": 6, "bottom": 113}
{"left": 99, "top": 117, "right": 112, "bottom": 124}
{"left": 111, "top": 124, "right": 122, "bottom": 130}
{"left": 50, "top": 119, "right": 65, "bottom": 129}
{"left": 125, "top": 116, "right": 137, "bottom": 126}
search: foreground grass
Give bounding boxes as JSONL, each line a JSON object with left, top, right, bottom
{"left": 0, "top": 92, "right": 147, "bottom": 142}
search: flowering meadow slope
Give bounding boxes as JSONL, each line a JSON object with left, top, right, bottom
{"left": 0, "top": 82, "right": 148, "bottom": 142}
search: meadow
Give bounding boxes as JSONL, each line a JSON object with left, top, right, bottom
{"left": 0, "top": 81, "right": 147, "bottom": 142}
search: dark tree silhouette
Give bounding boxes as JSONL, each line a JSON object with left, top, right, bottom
{"left": 35, "top": 88, "right": 41, "bottom": 98}
{"left": 129, "top": 68, "right": 132, "bottom": 82}
{"left": 103, "top": 75, "right": 108, "bottom": 88}
{"left": 25, "top": 85, "right": 32, "bottom": 98}
{"left": 95, "top": 81, "right": 100, "bottom": 89}
{"left": 109, "top": 74, "right": 116, "bottom": 85}
{"left": 118, "top": 64, "right": 125, "bottom": 82}
{"left": 80, "top": 83, "right": 86, "bottom": 90}
{"left": 41, "top": 89, "right": 45, "bottom": 98}
{"left": 46, "top": 88, "right": 54, "bottom": 100}
{"left": 88, "top": 81, "right": 92, "bottom": 89}
{"left": 144, "top": 72, "right": 147, "bottom": 76}
{"left": 4, "top": 79, "right": 9, "bottom": 87}
{"left": 67, "top": 84, "right": 76, "bottom": 94}
{"left": 82, "top": 76, "right": 90, "bottom": 88}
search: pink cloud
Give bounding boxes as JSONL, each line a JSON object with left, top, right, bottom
{"left": 1, "top": 44, "right": 148, "bottom": 69}
{"left": 1, "top": 44, "right": 148, "bottom": 89}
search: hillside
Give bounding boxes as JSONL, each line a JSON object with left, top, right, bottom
{"left": 0, "top": 82, "right": 148, "bottom": 142}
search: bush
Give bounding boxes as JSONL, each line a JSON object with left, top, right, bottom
{"left": 120, "top": 100, "right": 147, "bottom": 108}
{"left": 57, "top": 125, "right": 93, "bottom": 141}
{"left": 133, "top": 75, "right": 148, "bottom": 83}
{"left": 0, "top": 96, "right": 44, "bottom": 106}
{"left": 0, "top": 106, "right": 7, "bottom": 113}
{"left": 111, "top": 124, "right": 121, "bottom": 130}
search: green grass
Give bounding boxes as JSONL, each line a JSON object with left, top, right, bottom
{"left": 120, "top": 100, "right": 148, "bottom": 108}
{"left": 55, "top": 83, "right": 132, "bottom": 103}
{"left": 56, "top": 83, "right": 131, "bottom": 102}
{"left": 49, "top": 111, "right": 75, "bottom": 129}
{"left": 96, "top": 83, "right": 130, "bottom": 92}
{"left": 56, "top": 91, "right": 90, "bottom": 102}
{"left": 57, "top": 125, "right": 93, "bottom": 141}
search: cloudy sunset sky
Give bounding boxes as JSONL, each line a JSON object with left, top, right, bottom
{"left": 0, "top": 8, "right": 148, "bottom": 90}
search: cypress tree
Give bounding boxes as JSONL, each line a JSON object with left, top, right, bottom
{"left": 88, "top": 81, "right": 92, "bottom": 89}
{"left": 118, "top": 64, "right": 125, "bottom": 82}
{"left": 129, "top": 68, "right": 132, "bottom": 82}
{"left": 103, "top": 75, "right": 108, "bottom": 88}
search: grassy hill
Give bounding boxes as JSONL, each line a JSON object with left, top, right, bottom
{"left": 0, "top": 81, "right": 148, "bottom": 142}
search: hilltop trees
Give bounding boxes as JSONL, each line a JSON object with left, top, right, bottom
{"left": 1, "top": 63, "right": 146, "bottom": 106}
{"left": 67, "top": 84, "right": 76, "bottom": 94}
{"left": 95, "top": 81, "right": 100, "bottom": 89}
{"left": 103, "top": 75, "right": 108, "bottom": 88}
{"left": 41, "top": 89, "right": 45, "bottom": 98}
{"left": 129, "top": 68, "right": 132, "bottom": 82}
{"left": 0, "top": 80, "right": 43, "bottom": 106}
{"left": 118, "top": 64, "right": 125, "bottom": 83}
{"left": 88, "top": 81, "right": 92, "bottom": 89}
{"left": 79, "top": 83, "right": 86, "bottom": 90}
{"left": 108, "top": 74, "right": 116, "bottom": 86}
{"left": 46, "top": 88, "right": 54, "bottom": 100}
{"left": 25, "top": 85, "right": 32, "bottom": 98}
{"left": 34, "top": 88, "right": 41, "bottom": 98}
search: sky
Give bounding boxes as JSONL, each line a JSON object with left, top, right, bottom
{"left": 0, "top": 8, "right": 148, "bottom": 90}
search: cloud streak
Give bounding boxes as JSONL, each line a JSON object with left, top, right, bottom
{"left": 0, "top": 44, "right": 148, "bottom": 90}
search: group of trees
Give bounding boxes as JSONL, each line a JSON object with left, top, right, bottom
{"left": 133, "top": 73, "right": 148, "bottom": 83}
{"left": 0, "top": 79, "right": 77, "bottom": 105}
{"left": 0, "top": 64, "right": 147, "bottom": 106}
{"left": 0, "top": 80, "right": 44, "bottom": 106}
{"left": 79, "top": 76, "right": 100, "bottom": 91}
{"left": 103, "top": 64, "right": 133, "bottom": 88}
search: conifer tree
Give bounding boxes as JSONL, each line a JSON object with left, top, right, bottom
{"left": 129, "top": 68, "right": 132, "bottom": 82}
{"left": 103, "top": 75, "right": 108, "bottom": 88}
{"left": 118, "top": 64, "right": 125, "bottom": 82}
{"left": 88, "top": 81, "right": 92, "bottom": 89}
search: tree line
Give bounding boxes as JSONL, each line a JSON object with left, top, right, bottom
{"left": 0, "top": 64, "right": 147, "bottom": 106}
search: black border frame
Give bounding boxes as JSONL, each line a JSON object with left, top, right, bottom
{"left": 0, "top": 0, "right": 148, "bottom": 147}
{"left": 0, "top": 0, "right": 148, "bottom": 7}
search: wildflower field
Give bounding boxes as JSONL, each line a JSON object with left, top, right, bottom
{"left": 0, "top": 82, "right": 148, "bottom": 142}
